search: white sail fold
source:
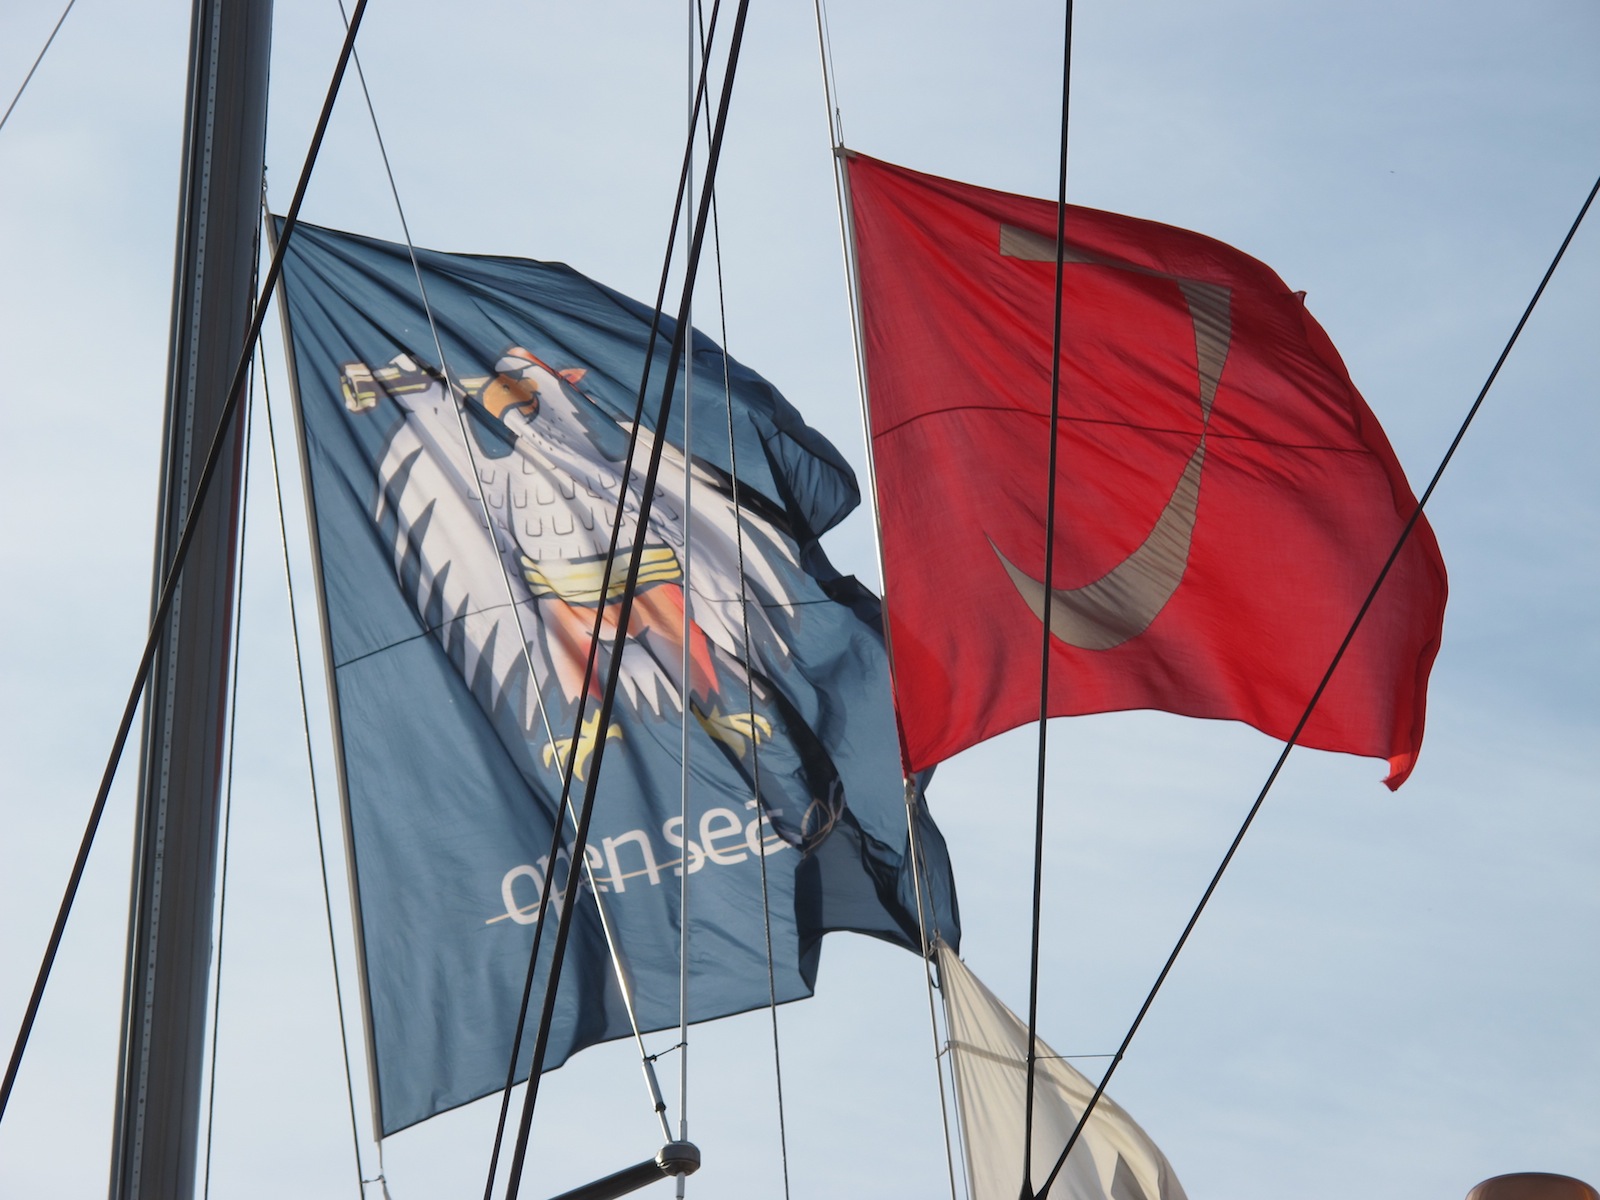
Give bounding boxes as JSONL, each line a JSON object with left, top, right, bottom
{"left": 937, "top": 943, "right": 1188, "bottom": 1200}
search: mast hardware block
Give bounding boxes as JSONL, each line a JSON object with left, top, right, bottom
{"left": 543, "top": 1141, "right": 703, "bottom": 1200}
{"left": 656, "top": 1141, "right": 702, "bottom": 1177}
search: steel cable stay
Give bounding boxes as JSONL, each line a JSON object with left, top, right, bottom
{"left": 675, "top": 5, "right": 700, "bottom": 1185}
{"left": 316, "top": 3, "right": 679, "bottom": 1168}
{"left": 200, "top": 206, "right": 271, "bottom": 1200}
{"left": 0, "top": 0, "right": 79, "bottom": 138}
{"left": 495, "top": 5, "right": 756, "bottom": 1195}
{"left": 811, "top": 2, "right": 965, "bottom": 1196}
{"left": 254, "top": 341, "right": 374, "bottom": 1197}
{"left": 0, "top": 0, "right": 372, "bottom": 1128}
{"left": 687, "top": 0, "right": 794, "bottom": 1188}
{"left": 1021, "top": 3, "right": 1077, "bottom": 1197}
{"left": 478, "top": 9, "right": 733, "bottom": 1198}
{"left": 480, "top": 1, "right": 737, "bottom": 1194}
{"left": 902, "top": 783, "right": 969, "bottom": 1200}
{"left": 199, "top": 357, "right": 256, "bottom": 1200}
{"left": 191, "top": 342, "right": 369, "bottom": 1200}
{"left": 708, "top": 238, "right": 794, "bottom": 1200}
{"left": 1031, "top": 169, "right": 1600, "bottom": 1200}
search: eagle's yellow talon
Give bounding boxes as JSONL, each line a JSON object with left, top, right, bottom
{"left": 695, "top": 706, "right": 772, "bottom": 759}
{"left": 543, "top": 710, "right": 622, "bottom": 781}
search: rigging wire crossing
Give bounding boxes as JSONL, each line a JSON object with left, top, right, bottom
{"left": 813, "top": 2, "right": 963, "bottom": 1195}
{"left": 495, "top": 2, "right": 757, "bottom": 1196}
{"left": 1032, "top": 169, "right": 1600, "bottom": 1200}
{"left": 0, "top": 0, "right": 79, "bottom": 138}
{"left": 255, "top": 349, "right": 372, "bottom": 1196}
{"left": 677, "top": 6, "right": 699, "bottom": 1189}
{"left": 477, "top": 2, "right": 735, "bottom": 1194}
{"left": 1023, "top": 3, "right": 1077, "bottom": 1197}
{"left": 691, "top": 0, "right": 797, "bottom": 1192}
{"left": 200, "top": 359, "right": 255, "bottom": 1200}
{"left": 0, "top": 0, "right": 373, "bottom": 1130}
{"left": 312, "top": 3, "right": 684, "bottom": 1179}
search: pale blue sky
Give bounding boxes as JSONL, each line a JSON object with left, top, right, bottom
{"left": 0, "top": 2, "right": 1595, "bottom": 1197}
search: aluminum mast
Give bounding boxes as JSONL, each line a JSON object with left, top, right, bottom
{"left": 109, "top": 0, "right": 272, "bottom": 1195}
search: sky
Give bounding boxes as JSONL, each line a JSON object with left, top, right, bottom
{"left": 0, "top": 1, "right": 1595, "bottom": 1198}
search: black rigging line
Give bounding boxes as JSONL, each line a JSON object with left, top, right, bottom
{"left": 257, "top": 348, "right": 371, "bottom": 1199}
{"left": 480, "top": 3, "right": 731, "bottom": 1194}
{"left": 1021, "top": 2, "right": 1074, "bottom": 1197}
{"left": 203, "top": 197, "right": 268, "bottom": 1200}
{"left": 1034, "top": 168, "right": 1600, "bottom": 1200}
{"left": 0, "top": 0, "right": 371, "bottom": 1129}
{"left": 329, "top": 1, "right": 680, "bottom": 1154}
{"left": 201, "top": 357, "right": 255, "bottom": 1200}
{"left": 497, "top": 5, "right": 755, "bottom": 1197}
{"left": 693, "top": 0, "right": 792, "bottom": 1189}
{"left": 0, "top": 0, "right": 78, "bottom": 138}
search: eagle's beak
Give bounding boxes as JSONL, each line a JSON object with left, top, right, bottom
{"left": 482, "top": 373, "right": 539, "bottom": 420}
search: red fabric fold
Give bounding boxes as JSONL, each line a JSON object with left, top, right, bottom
{"left": 847, "top": 153, "right": 1447, "bottom": 786}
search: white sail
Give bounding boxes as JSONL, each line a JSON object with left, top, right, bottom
{"left": 938, "top": 943, "right": 1188, "bottom": 1200}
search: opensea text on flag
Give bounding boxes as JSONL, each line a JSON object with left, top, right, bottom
{"left": 277, "top": 217, "right": 959, "bottom": 1134}
{"left": 492, "top": 799, "right": 790, "bottom": 926}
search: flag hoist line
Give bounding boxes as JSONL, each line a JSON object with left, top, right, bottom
{"left": 0, "top": 0, "right": 373, "bottom": 1130}
{"left": 479, "top": 4, "right": 736, "bottom": 1184}
{"left": 497, "top": 2, "right": 756, "bottom": 1195}
{"left": 200, "top": 358, "right": 254, "bottom": 1200}
{"left": 811, "top": 9, "right": 965, "bottom": 1200}
{"left": 686, "top": 1, "right": 802, "bottom": 1195}
{"left": 1030, "top": 165, "right": 1600, "bottom": 1200}
{"left": 308, "top": 2, "right": 681, "bottom": 1155}
{"left": 1023, "top": 4, "right": 1080, "bottom": 1197}
{"left": 478, "top": 1, "right": 742, "bottom": 1189}
{"left": 252, "top": 349, "right": 373, "bottom": 1195}
{"left": 678, "top": 3, "right": 698, "bottom": 1186}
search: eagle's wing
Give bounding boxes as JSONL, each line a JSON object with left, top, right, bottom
{"left": 372, "top": 377, "right": 552, "bottom": 740}
{"left": 630, "top": 426, "right": 805, "bottom": 675}
{"left": 368, "top": 352, "right": 815, "bottom": 743}
{"left": 373, "top": 370, "right": 683, "bottom": 732}
{"left": 501, "top": 366, "right": 804, "bottom": 712}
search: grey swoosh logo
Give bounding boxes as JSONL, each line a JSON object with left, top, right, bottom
{"left": 993, "top": 224, "right": 1232, "bottom": 650}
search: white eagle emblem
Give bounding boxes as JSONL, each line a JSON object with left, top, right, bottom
{"left": 341, "top": 346, "right": 843, "bottom": 847}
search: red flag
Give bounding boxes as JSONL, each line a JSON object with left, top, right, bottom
{"left": 846, "top": 153, "right": 1447, "bottom": 786}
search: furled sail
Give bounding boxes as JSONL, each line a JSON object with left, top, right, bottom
{"left": 937, "top": 943, "right": 1186, "bottom": 1200}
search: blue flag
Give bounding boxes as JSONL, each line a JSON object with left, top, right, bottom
{"left": 275, "top": 220, "right": 960, "bottom": 1135}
